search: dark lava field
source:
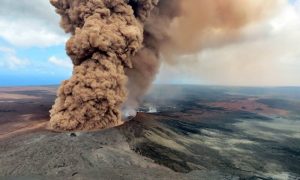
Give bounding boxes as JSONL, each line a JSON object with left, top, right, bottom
{"left": 0, "top": 85, "right": 300, "bottom": 179}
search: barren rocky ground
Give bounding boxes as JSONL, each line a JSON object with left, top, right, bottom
{"left": 0, "top": 85, "right": 299, "bottom": 179}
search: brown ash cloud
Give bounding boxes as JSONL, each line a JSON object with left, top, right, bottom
{"left": 49, "top": 0, "right": 158, "bottom": 131}
{"left": 49, "top": 0, "right": 279, "bottom": 131}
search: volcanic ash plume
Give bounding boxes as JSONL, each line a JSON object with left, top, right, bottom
{"left": 49, "top": 0, "right": 157, "bottom": 131}
{"left": 49, "top": 0, "right": 279, "bottom": 131}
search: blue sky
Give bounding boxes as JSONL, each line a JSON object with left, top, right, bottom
{"left": 0, "top": 39, "right": 71, "bottom": 86}
{"left": 1, "top": 0, "right": 300, "bottom": 86}
{"left": 0, "top": 41, "right": 71, "bottom": 86}
{"left": 0, "top": 0, "right": 71, "bottom": 86}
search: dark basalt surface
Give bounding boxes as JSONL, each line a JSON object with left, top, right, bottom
{"left": 0, "top": 85, "right": 300, "bottom": 179}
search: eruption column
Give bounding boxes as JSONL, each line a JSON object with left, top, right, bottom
{"left": 49, "top": 0, "right": 278, "bottom": 131}
{"left": 49, "top": 0, "right": 157, "bottom": 131}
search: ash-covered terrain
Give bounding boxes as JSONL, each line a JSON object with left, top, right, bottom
{"left": 0, "top": 85, "right": 300, "bottom": 179}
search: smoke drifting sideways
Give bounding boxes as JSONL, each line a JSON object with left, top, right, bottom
{"left": 49, "top": 0, "right": 280, "bottom": 131}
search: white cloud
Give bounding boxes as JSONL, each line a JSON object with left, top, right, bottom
{"left": 48, "top": 56, "right": 72, "bottom": 69}
{"left": 0, "top": 46, "right": 15, "bottom": 54}
{"left": 0, "top": 0, "right": 67, "bottom": 47}
{"left": 0, "top": 20, "right": 67, "bottom": 47}
{"left": 0, "top": 47, "right": 30, "bottom": 69}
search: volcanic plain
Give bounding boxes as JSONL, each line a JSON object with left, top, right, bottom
{"left": 0, "top": 85, "right": 300, "bottom": 179}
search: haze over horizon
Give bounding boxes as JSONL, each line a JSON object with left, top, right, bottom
{"left": 0, "top": 0, "right": 300, "bottom": 86}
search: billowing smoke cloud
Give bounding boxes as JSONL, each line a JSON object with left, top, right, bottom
{"left": 49, "top": 0, "right": 157, "bottom": 131}
{"left": 49, "top": 0, "right": 280, "bottom": 131}
{"left": 125, "top": 0, "right": 280, "bottom": 109}
{"left": 161, "top": 0, "right": 280, "bottom": 55}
